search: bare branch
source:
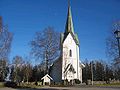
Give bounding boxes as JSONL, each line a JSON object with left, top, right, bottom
{"left": 30, "top": 26, "right": 60, "bottom": 73}
{"left": 106, "top": 20, "right": 120, "bottom": 64}
{"left": 0, "top": 16, "right": 13, "bottom": 59}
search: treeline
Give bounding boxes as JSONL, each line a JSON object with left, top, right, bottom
{"left": 82, "top": 60, "right": 120, "bottom": 84}
{"left": 1, "top": 57, "right": 120, "bottom": 84}
{"left": 0, "top": 55, "right": 47, "bottom": 83}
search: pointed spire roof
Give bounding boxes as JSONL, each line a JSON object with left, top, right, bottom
{"left": 65, "top": 0, "right": 74, "bottom": 34}
{"left": 60, "top": 0, "right": 79, "bottom": 45}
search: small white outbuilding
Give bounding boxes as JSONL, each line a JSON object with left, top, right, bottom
{"left": 41, "top": 74, "right": 53, "bottom": 85}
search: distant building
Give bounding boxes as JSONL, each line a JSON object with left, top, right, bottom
{"left": 41, "top": 74, "right": 53, "bottom": 85}
{"left": 50, "top": 3, "right": 84, "bottom": 83}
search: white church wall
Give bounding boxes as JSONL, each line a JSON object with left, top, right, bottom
{"left": 76, "top": 45, "right": 80, "bottom": 80}
{"left": 62, "top": 33, "right": 81, "bottom": 81}
{"left": 79, "top": 66, "right": 82, "bottom": 82}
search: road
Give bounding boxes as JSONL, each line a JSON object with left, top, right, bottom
{"left": 0, "top": 86, "right": 120, "bottom": 90}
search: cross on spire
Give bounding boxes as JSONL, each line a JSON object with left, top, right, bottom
{"left": 68, "top": 0, "right": 70, "bottom": 8}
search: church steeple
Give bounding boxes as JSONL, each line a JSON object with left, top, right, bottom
{"left": 65, "top": 0, "right": 74, "bottom": 34}
{"left": 60, "top": 0, "right": 79, "bottom": 45}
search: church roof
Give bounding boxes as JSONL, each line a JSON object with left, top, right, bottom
{"left": 60, "top": 32, "right": 79, "bottom": 45}
{"left": 65, "top": 4, "right": 74, "bottom": 34}
{"left": 61, "top": 2, "right": 79, "bottom": 45}
{"left": 79, "top": 62, "right": 85, "bottom": 68}
{"left": 41, "top": 74, "right": 53, "bottom": 80}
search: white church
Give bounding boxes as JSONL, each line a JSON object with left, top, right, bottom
{"left": 42, "top": 2, "right": 84, "bottom": 84}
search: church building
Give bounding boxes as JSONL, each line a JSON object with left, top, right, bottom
{"left": 50, "top": 2, "right": 84, "bottom": 83}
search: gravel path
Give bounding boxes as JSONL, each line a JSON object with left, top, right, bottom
{"left": 0, "top": 86, "right": 120, "bottom": 90}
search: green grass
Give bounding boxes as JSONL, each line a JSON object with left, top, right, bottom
{"left": 95, "top": 83, "right": 120, "bottom": 87}
{"left": 16, "top": 84, "right": 43, "bottom": 89}
{"left": 0, "top": 82, "right": 5, "bottom": 88}
{"left": 0, "top": 82, "right": 42, "bottom": 89}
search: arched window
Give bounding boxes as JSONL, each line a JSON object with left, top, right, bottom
{"left": 69, "top": 49, "right": 72, "bottom": 57}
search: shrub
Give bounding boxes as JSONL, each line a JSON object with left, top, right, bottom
{"left": 74, "top": 79, "right": 81, "bottom": 84}
{"left": 4, "top": 81, "right": 17, "bottom": 88}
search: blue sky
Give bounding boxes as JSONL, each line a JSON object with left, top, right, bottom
{"left": 1, "top": 0, "right": 120, "bottom": 63}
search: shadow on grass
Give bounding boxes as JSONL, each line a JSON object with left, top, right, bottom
{"left": 11, "top": 86, "right": 68, "bottom": 90}
{"left": 16, "top": 88, "right": 68, "bottom": 90}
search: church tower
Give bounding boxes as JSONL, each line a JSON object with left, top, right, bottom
{"left": 60, "top": 1, "right": 83, "bottom": 82}
{"left": 50, "top": 1, "right": 84, "bottom": 83}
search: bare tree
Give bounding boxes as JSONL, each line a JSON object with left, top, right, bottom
{"left": 0, "top": 16, "right": 12, "bottom": 81}
{"left": 30, "top": 27, "right": 60, "bottom": 74}
{"left": 31, "top": 63, "right": 45, "bottom": 82}
{"left": 0, "top": 59, "right": 8, "bottom": 81}
{"left": 22, "top": 61, "right": 32, "bottom": 83}
{"left": 0, "top": 16, "right": 13, "bottom": 59}
{"left": 106, "top": 21, "right": 120, "bottom": 64}
{"left": 11, "top": 56, "right": 23, "bottom": 82}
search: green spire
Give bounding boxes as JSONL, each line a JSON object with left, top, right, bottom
{"left": 65, "top": 0, "right": 74, "bottom": 34}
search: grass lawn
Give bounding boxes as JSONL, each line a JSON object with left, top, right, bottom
{"left": 0, "top": 82, "right": 42, "bottom": 89}
{"left": 15, "top": 84, "right": 43, "bottom": 89}
{"left": 95, "top": 83, "right": 120, "bottom": 87}
{"left": 0, "top": 82, "right": 5, "bottom": 88}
